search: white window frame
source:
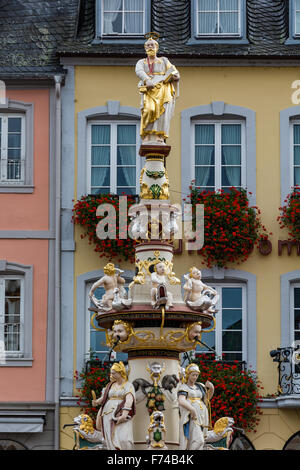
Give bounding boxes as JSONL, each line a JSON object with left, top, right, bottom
{"left": 290, "top": 120, "right": 300, "bottom": 188}
{"left": 85, "top": 281, "right": 111, "bottom": 361}
{"left": 294, "top": 0, "right": 300, "bottom": 36}
{"left": 198, "top": 283, "right": 247, "bottom": 362}
{"left": 0, "top": 114, "right": 25, "bottom": 184}
{"left": 87, "top": 120, "right": 140, "bottom": 195}
{"left": 192, "top": 119, "right": 246, "bottom": 191}
{"left": 0, "top": 275, "right": 24, "bottom": 358}
{"left": 100, "top": 0, "right": 146, "bottom": 37}
{"left": 290, "top": 283, "right": 300, "bottom": 344}
{"left": 196, "top": 0, "right": 241, "bottom": 37}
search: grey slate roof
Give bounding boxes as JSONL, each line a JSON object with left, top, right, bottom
{"left": 0, "top": 0, "right": 78, "bottom": 79}
{"left": 0, "top": 0, "right": 300, "bottom": 79}
{"left": 58, "top": 0, "right": 300, "bottom": 60}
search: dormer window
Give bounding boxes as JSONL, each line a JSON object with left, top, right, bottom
{"left": 100, "top": 0, "right": 146, "bottom": 37}
{"left": 196, "top": 0, "right": 241, "bottom": 37}
{"left": 295, "top": 0, "right": 300, "bottom": 35}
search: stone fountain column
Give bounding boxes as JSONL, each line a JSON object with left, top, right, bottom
{"left": 95, "top": 144, "right": 214, "bottom": 450}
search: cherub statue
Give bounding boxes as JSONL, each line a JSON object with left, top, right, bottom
{"left": 183, "top": 267, "right": 219, "bottom": 314}
{"left": 89, "top": 263, "right": 130, "bottom": 312}
{"left": 151, "top": 262, "right": 173, "bottom": 310}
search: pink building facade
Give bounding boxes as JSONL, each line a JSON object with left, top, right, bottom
{"left": 0, "top": 84, "right": 60, "bottom": 450}
{"left": 0, "top": 1, "right": 77, "bottom": 449}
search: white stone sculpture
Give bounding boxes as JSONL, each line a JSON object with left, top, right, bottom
{"left": 135, "top": 35, "right": 180, "bottom": 144}
{"left": 151, "top": 262, "right": 174, "bottom": 309}
{"left": 183, "top": 267, "right": 219, "bottom": 313}
{"left": 205, "top": 417, "right": 235, "bottom": 450}
{"left": 92, "top": 362, "right": 136, "bottom": 451}
{"left": 89, "top": 263, "right": 129, "bottom": 312}
{"left": 178, "top": 363, "right": 214, "bottom": 450}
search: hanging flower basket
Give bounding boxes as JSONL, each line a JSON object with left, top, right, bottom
{"left": 74, "top": 362, "right": 110, "bottom": 423}
{"left": 278, "top": 186, "right": 300, "bottom": 240}
{"left": 72, "top": 194, "right": 137, "bottom": 263}
{"left": 187, "top": 186, "right": 271, "bottom": 268}
{"left": 195, "top": 355, "right": 262, "bottom": 432}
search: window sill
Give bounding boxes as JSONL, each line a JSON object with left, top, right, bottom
{"left": 92, "top": 36, "right": 145, "bottom": 45}
{"left": 187, "top": 37, "right": 248, "bottom": 45}
{"left": 0, "top": 357, "right": 33, "bottom": 367}
{"left": 0, "top": 185, "right": 34, "bottom": 193}
{"left": 285, "top": 37, "right": 300, "bottom": 45}
{"left": 260, "top": 395, "right": 300, "bottom": 408}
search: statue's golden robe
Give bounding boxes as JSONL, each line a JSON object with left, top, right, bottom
{"left": 135, "top": 57, "right": 180, "bottom": 140}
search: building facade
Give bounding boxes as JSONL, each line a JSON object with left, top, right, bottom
{"left": 0, "top": 1, "right": 77, "bottom": 450}
{"left": 1, "top": 0, "right": 300, "bottom": 451}
{"left": 58, "top": 0, "right": 300, "bottom": 451}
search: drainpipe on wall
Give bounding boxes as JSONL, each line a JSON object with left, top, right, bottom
{"left": 54, "top": 74, "right": 62, "bottom": 450}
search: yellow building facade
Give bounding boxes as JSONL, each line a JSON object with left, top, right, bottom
{"left": 58, "top": 0, "right": 300, "bottom": 451}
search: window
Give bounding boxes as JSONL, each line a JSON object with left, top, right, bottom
{"left": 87, "top": 121, "right": 139, "bottom": 195}
{"left": 0, "top": 276, "right": 24, "bottom": 358}
{"left": 181, "top": 103, "right": 256, "bottom": 206}
{"left": 0, "top": 440, "right": 28, "bottom": 450}
{"left": 0, "top": 115, "right": 25, "bottom": 183}
{"left": 295, "top": 0, "right": 300, "bottom": 35}
{"left": 283, "top": 431, "right": 300, "bottom": 450}
{"left": 291, "top": 123, "right": 300, "bottom": 187}
{"left": 86, "top": 281, "right": 128, "bottom": 363}
{"left": 286, "top": 1, "right": 300, "bottom": 43}
{"left": 193, "top": 120, "right": 245, "bottom": 192}
{"left": 0, "top": 100, "right": 34, "bottom": 193}
{"left": 196, "top": 284, "right": 246, "bottom": 362}
{"left": 196, "top": 0, "right": 241, "bottom": 37}
{"left": 0, "top": 261, "right": 33, "bottom": 367}
{"left": 230, "top": 434, "right": 255, "bottom": 450}
{"left": 99, "top": 0, "right": 146, "bottom": 37}
{"left": 292, "top": 285, "right": 300, "bottom": 343}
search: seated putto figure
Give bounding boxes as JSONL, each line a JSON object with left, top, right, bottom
{"left": 151, "top": 262, "right": 173, "bottom": 310}
{"left": 183, "top": 267, "right": 219, "bottom": 314}
{"left": 89, "top": 263, "right": 131, "bottom": 312}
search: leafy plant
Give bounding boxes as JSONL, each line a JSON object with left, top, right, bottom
{"left": 72, "top": 194, "right": 137, "bottom": 263}
{"left": 278, "top": 186, "right": 300, "bottom": 240}
{"left": 74, "top": 361, "right": 110, "bottom": 422}
{"left": 195, "top": 354, "right": 263, "bottom": 432}
{"left": 186, "top": 186, "right": 271, "bottom": 268}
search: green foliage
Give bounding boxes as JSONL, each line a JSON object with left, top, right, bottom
{"left": 278, "top": 187, "right": 300, "bottom": 240}
{"left": 72, "top": 194, "right": 136, "bottom": 263}
{"left": 186, "top": 186, "right": 270, "bottom": 268}
{"left": 195, "top": 355, "right": 263, "bottom": 432}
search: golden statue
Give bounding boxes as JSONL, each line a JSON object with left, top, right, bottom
{"left": 135, "top": 34, "right": 180, "bottom": 144}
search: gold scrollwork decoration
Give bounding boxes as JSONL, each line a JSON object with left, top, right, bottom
{"left": 90, "top": 312, "right": 106, "bottom": 332}
{"left": 201, "top": 315, "right": 216, "bottom": 333}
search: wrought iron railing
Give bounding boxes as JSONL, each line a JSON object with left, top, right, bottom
{"left": 270, "top": 347, "right": 300, "bottom": 395}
